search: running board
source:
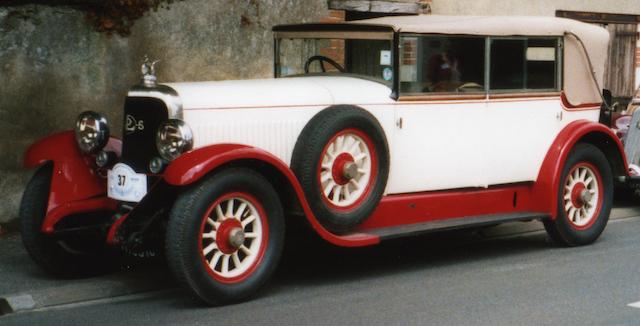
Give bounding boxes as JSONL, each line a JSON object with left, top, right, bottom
{"left": 622, "top": 175, "right": 640, "bottom": 186}
{"left": 366, "top": 212, "right": 549, "bottom": 240}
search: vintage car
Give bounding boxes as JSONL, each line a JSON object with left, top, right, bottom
{"left": 20, "top": 15, "right": 628, "bottom": 304}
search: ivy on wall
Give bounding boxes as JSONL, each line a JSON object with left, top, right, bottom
{"left": 0, "top": 0, "right": 182, "bottom": 36}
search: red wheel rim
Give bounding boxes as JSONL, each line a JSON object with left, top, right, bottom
{"left": 562, "top": 162, "right": 603, "bottom": 230}
{"left": 317, "top": 128, "right": 378, "bottom": 211}
{"left": 198, "top": 192, "right": 269, "bottom": 284}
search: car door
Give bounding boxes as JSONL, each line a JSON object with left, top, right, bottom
{"left": 385, "top": 34, "right": 490, "bottom": 194}
{"left": 483, "top": 37, "right": 565, "bottom": 185}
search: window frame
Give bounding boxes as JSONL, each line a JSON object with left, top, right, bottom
{"left": 396, "top": 33, "right": 564, "bottom": 100}
{"left": 273, "top": 31, "right": 395, "bottom": 87}
{"left": 397, "top": 33, "right": 489, "bottom": 97}
{"left": 487, "top": 36, "right": 564, "bottom": 95}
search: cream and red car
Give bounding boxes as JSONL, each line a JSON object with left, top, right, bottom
{"left": 20, "top": 15, "right": 627, "bottom": 304}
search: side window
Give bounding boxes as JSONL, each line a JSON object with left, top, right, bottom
{"left": 400, "top": 35, "right": 486, "bottom": 95}
{"left": 490, "top": 38, "right": 560, "bottom": 91}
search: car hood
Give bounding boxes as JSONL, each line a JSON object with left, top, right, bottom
{"left": 164, "top": 76, "right": 394, "bottom": 110}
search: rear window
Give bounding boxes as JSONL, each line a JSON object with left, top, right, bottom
{"left": 490, "top": 38, "right": 560, "bottom": 92}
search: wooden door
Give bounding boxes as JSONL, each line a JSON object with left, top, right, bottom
{"left": 603, "top": 23, "right": 638, "bottom": 99}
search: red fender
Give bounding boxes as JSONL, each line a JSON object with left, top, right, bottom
{"left": 164, "top": 144, "right": 380, "bottom": 247}
{"left": 532, "top": 120, "right": 627, "bottom": 219}
{"left": 23, "top": 131, "right": 121, "bottom": 233}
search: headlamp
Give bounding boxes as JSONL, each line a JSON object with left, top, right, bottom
{"left": 156, "top": 119, "right": 193, "bottom": 161}
{"left": 75, "top": 111, "right": 109, "bottom": 154}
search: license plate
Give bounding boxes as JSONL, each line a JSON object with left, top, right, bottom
{"left": 108, "top": 163, "right": 147, "bottom": 202}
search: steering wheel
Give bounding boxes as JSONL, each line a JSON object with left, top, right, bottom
{"left": 304, "top": 55, "right": 345, "bottom": 73}
{"left": 456, "top": 82, "right": 485, "bottom": 93}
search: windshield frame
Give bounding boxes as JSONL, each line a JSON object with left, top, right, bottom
{"left": 273, "top": 26, "right": 399, "bottom": 99}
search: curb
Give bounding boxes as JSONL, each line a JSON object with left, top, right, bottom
{"left": 0, "top": 294, "right": 36, "bottom": 315}
{"left": 0, "top": 268, "right": 174, "bottom": 316}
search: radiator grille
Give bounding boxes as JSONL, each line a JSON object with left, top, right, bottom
{"left": 121, "top": 97, "right": 169, "bottom": 172}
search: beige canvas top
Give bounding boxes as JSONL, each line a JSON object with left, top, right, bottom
{"left": 358, "top": 15, "right": 606, "bottom": 69}
{"left": 353, "top": 15, "right": 609, "bottom": 104}
{"left": 353, "top": 15, "right": 606, "bottom": 39}
{"left": 354, "top": 15, "right": 609, "bottom": 104}
{"left": 275, "top": 15, "right": 610, "bottom": 104}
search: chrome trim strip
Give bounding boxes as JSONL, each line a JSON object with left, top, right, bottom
{"left": 127, "top": 84, "right": 183, "bottom": 119}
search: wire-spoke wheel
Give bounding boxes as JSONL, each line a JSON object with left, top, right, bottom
{"left": 544, "top": 143, "right": 612, "bottom": 246}
{"left": 166, "top": 168, "right": 284, "bottom": 305}
{"left": 199, "top": 193, "right": 268, "bottom": 283}
{"left": 319, "top": 129, "right": 376, "bottom": 209}
{"left": 291, "top": 106, "right": 389, "bottom": 233}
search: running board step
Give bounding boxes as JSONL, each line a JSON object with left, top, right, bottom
{"left": 367, "top": 212, "right": 549, "bottom": 240}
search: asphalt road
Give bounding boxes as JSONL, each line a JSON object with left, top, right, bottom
{"left": 2, "top": 214, "right": 640, "bottom": 325}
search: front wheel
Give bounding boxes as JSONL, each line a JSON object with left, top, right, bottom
{"left": 543, "top": 143, "right": 613, "bottom": 246}
{"left": 20, "top": 164, "right": 116, "bottom": 277}
{"left": 165, "top": 168, "right": 285, "bottom": 305}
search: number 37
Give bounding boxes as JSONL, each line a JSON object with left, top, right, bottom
{"left": 118, "top": 175, "right": 126, "bottom": 186}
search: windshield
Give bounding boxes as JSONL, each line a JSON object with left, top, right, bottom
{"left": 275, "top": 37, "right": 394, "bottom": 86}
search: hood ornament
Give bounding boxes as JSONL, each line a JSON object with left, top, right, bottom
{"left": 141, "top": 55, "right": 160, "bottom": 88}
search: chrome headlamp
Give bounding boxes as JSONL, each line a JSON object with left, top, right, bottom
{"left": 75, "top": 111, "right": 109, "bottom": 154}
{"left": 156, "top": 119, "right": 193, "bottom": 161}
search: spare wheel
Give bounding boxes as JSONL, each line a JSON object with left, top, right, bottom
{"left": 291, "top": 105, "right": 389, "bottom": 233}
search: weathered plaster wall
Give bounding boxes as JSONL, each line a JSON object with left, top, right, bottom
{"left": 0, "top": 0, "right": 330, "bottom": 223}
{"left": 3, "top": 0, "right": 640, "bottom": 225}
{"left": 430, "top": 0, "right": 640, "bottom": 16}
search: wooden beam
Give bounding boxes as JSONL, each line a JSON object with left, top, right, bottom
{"left": 556, "top": 10, "right": 640, "bottom": 24}
{"left": 0, "top": 0, "right": 102, "bottom": 8}
{"left": 329, "top": 0, "right": 427, "bottom": 14}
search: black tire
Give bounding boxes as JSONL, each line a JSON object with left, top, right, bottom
{"left": 165, "top": 167, "right": 285, "bottom": 305}
{"left": 291, "top": 106, "right": 389, "bottom": 233}
{"left": 543, "top": 143, "right": 613, "bottom": 246}
{"left": 19, "top": 163, "right": 115, "bottom": 278}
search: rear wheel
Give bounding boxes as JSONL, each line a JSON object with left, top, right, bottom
{"left": 543, "top": 143, "right": 613, "bottom": 246}
{"left": 19, "top": 164, "right": 115, "bottom": 277}
{"left": 166, "top": 168, "right": 284, "bottom": 305}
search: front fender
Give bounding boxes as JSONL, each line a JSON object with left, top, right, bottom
{"left": 163, "top": 144, "right": 379, "bottom": 247}
{"left": 23, "top": 130, "right": 121, "bottom": 232}
{"left": 163, "top": 144, "right": 256, "bottom": 186}
{"left": 532, "top": 120, "right": 627, "bottom": 219}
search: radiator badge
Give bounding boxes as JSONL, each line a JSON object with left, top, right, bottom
{"left": 126, "top": 115, "right": 144, "bottom": 134}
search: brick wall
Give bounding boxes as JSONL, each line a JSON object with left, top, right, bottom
{"left": 319, "top": 10, "right": 347, "bottom": 69}
{"left": 321, "top": 9, "right": 346, "bottom": 23}
{"left": 402, "top": 38, "right": 417, "bottom": 65}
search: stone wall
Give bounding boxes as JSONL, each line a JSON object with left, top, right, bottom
{"left": 3, "top": 0, "right": 640, "bottom": 225}
{"left": 0, "top": 0, "right": 330, "bottom": 224}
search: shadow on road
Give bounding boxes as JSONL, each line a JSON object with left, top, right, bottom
{"left": 3, "top": 191, "right": 637, "bottom": 311}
